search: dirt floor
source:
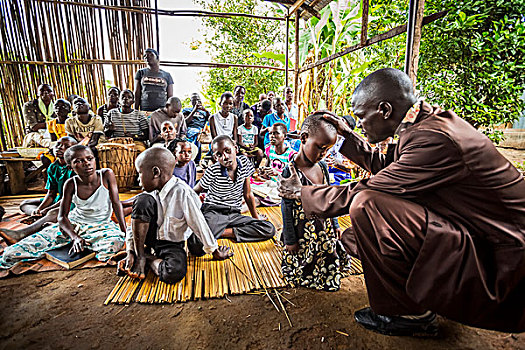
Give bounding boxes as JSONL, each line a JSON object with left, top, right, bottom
{"left": 0, "top": 147, "right": 524, "bottom": 350}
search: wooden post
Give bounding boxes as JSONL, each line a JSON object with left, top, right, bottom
{"left": 155, "top": 0, "right": 159, "bottom": 53}
{"left": 293, "top": 14, "right": 300, "bottom": 104}
{"left": 408, "top": 0, "right": 425, "bottom": 86}
{"left": 285, "top": 14, "right": 290, "bottom": 86}
{"left": 360, "top": 0, "right": 369, "bottom": 46}
{"left": 404, "top": 0, "right": 418, "bottom": 77}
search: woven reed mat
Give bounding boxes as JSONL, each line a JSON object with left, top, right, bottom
{"left": 105, "top": 208, "right": 363, "bottom": 305}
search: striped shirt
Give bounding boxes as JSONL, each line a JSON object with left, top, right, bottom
{"left": 106, "top": 109, "right": 148, "bottom": 138}
{"left": 199, "top": 155, "right": 254, "bottom": 210}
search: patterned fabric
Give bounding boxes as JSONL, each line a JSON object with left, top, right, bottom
{"left": 0, "top": 221, "right": 124, "bottom": 269}
{"left": 238, "top": 124, "right": 258, "bottom": 146}
{"left": 47, "top": 118, "right": 68, "bottom": 139}
{"left": 265, "top": 145, "right": 295, "bottom": 174}
{"left": 281, "top": 162, "right": 351, "bottom": 291}
{"left": 401, "top": 100, "right": 422, "bottom": 124}
{"left": 23, "top": 99, "right": 55, "bottom": 132}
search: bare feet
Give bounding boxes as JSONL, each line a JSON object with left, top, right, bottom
{"left": 0, "top": 228, "right": 24, "bottom": 245}
{"left": 117, "top": 251, "right": 147, "bottom": 280}
{"left": 219, "top": 228, "right": 236, "bottom": 240}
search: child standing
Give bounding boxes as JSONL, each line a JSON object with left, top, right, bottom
{"left": 194, "top": 135, "right": 276, "bottom": 242}
{"left": 209, "top": 92, "right": 238, "bottom": 143}
{"left": 47, "top": 99, "right": 71, "bottom": 141}
{"left": 238, "top": 109, "right": 264, "bottom": 167}
{"left": 118, "top": 147, "right": 231, "bottom": 283}
{"left": 280, "top": 112, "right": 350, "bottom": 291}
{"left": 0, "top": 145, "right": 126, "bottom": 269}
{"left": 171, "top": 140, "right": 197, "bottom": 188}
{"left": 264, "top": 122, "right": 296, "bottom": 175}
{"left": 260, "top": 97, "right": 290, "bottom": 146}
{"left": 105, "top": 89, "right": 149, "bottom": 151}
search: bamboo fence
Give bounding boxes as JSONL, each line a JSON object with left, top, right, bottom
{"left": 0, "top": 0, "right": 154, "bottom": 150}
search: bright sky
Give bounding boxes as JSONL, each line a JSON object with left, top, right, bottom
{"left": 156, "top": 0, "right": 211, "bottom": 101}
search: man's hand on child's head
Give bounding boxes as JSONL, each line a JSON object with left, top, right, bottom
{"left": 212, "top": 246, "right": 233, "bottom": 260}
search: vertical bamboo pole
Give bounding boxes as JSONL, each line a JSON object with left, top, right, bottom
{"left": 285, "top": 14, "right": 290, "bottom": 87}
{"left": 293, "top": 14, "right": 300, "bottom": 104}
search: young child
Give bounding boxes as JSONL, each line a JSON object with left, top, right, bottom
{"left": 238, "top": 109, "right": 264, "bottom": 167}
{"left": 105, "top": 89, "right": 149, "bottom": 151}
{"left": 47, "top": 99, "right": 71, "bottom": 141}
{"left": 194, "top": 135, "right": 276, "bottom": 242}
{"left": 264, "top": 122, "right": 296, "bottom": 176}
{"left": 0, "top": 145, "right": 126, "bottom": 269}
{"left": 280, "top": 112, "right": 350, "bottom": 291}
{"left": 65, "top": 97, "right": 104, "bottom": 147}
{"left": 171, "top": 140, "right": 197, "bottom": 188}
{"left": 209, "top": 92, "right": 238, "bottom": 143}
{"left": 260, "top": 97, "right": 290, "bottom": 146}
{"left": 118, "top": 147, "right": 232, "bottom": 283}
{"left": 0, "top": 137, "right": 78, "bottom": 244}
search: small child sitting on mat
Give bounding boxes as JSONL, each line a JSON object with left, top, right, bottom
{"left": 0, "top": 136, "right": 78, "bottom": 244}
{"left": 171, "top": 140, "right": 197, "bottom": 188}
{"left": 280, "top": 112, "right": 351, "bottom": 291}
{"left": 0, "top": 145, "right": 127, "bottom": 269}
{"left": 194, "top": 135, "right": 276, "bottom": 243}
{"left": 118, "top": 147, "right": 232, "bottom": 283}
{"left": 261, "top": 122, "right": 296, "bottom": 178}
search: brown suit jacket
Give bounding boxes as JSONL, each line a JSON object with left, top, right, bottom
{"left": 302, "top": 102, "right": 525, "bottom": 331}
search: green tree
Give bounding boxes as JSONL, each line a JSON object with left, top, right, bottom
{"left": 194, "top": 0, "right": 286, "bottom": 107}
{"left": 418, "top": 0, "right": 525, "bottom": 142}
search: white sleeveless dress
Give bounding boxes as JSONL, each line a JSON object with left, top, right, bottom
{"left": 0, "top": 169, "right": 125, "bottom": 269}
{"left": 212, "top": 112, "right": 235, "bottom": 138}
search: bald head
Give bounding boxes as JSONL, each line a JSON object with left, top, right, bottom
{"left": 353, "top": 68, "right": 416, "bottom": 106}
{"left": 136, "top": 147, "right": 176, "bottom": 174}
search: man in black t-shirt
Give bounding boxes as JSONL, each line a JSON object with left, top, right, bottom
{"left": 134, "top": 48, "right": 174, "bottom": 112}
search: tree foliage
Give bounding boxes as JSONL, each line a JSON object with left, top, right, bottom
{"left": 194, "top": 0, "right": 286, "bottom": 108}
{"left": 418, "top": 0, "right": 525, "bottom": 142}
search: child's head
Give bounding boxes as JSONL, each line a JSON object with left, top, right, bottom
{"left": 190, "top": 93, "right": 202, "bottom": 107}
{"left": 166, "top": 96, "right": 182, "bottom": 115}
{"left": 284, "top": 86, "right": 293, "bottom": 102}
{"left": 54, "top": 99, "right": 71, "bottom": 119}
{"left": 258, "top": 93, "right": 267, "bottom": 102}
{"left": 175, "top": 141, "right": 192, "bottom": 165}
{"left": 243, "top": 109, "right": 254, "bottom": 126}
{"left": 55, "top": 136, "right": 77, "bottom": 162}
{"left": 233, "top": 85, "right": 246, "bottom": 102}
{"left": 107, "top": 87, "right": 120, "bottom": 105}
{"left": 73, "top": 97, "right": 90, "bottom": 114}
{"left": 120, "top": 89, "right": 134, "bottom": 108}
{"left": 64, "top": 145, "right": 95, "bottom": 176}
{"left": 219, "top": 92, "right": 234, "bottom": 114}
{"left": 161, "top": 121, "right": 176, "bottom": 141}
{"left": 299, "top": 111, "right": 338, "bottom": 164}
{"left": 135, "top": 147, "right": 176, "bottom": 192}
{"left": 269, "top": 122, "right": 287, "bottom": 146}
{"left": 258, "top": 99, "right": 272, "bottom": 117}
{"left": 68, "top": 94, "right": 79, "bottom": 105}
{"left": 211, "top": 135, "right": 237, "bottom": 170}
{"left": 267, "top": 91, "right": 275, "bottom": 102}
{"left": 273, "top": 97, "right": 285, "bottom": 115}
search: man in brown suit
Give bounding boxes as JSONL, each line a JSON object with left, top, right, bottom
{"left": 279, "top": 68, "right": 525, "bottom": 336}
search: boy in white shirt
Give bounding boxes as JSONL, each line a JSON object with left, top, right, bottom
{"left": 118, "top": 147, "right": 232, "bottom": 283}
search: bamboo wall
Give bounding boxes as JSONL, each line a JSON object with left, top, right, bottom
{"left": 0, "top": 0, "right": 154, "bottom": 150}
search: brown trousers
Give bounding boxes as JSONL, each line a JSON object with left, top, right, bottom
{"left": 343, "top": 189, "right": 428, "bottom": 316}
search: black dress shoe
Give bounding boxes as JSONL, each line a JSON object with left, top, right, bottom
{"left": 354, "top": 307, "right": 439, "bottom": 337}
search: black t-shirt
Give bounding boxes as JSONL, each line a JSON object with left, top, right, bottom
{"left": 135, "top": 68, "right": 174, "bottom": 111}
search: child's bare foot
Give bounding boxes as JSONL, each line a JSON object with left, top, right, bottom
{"left": 129, "top": 255, "right": 147, "bottom": 279}
{"left": 0, "top": 228, "right": 24, "bottom": 245}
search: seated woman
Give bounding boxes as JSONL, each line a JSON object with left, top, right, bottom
{"left": 0, "top": 137, "right": 77, "bottom": 244}
{"left": 22, "top": 84, "right": 55, "bottom": 148}
{"left": 0, "top": 145, "right": 126, "bottom": 269}
{"left": 104, "top": 89, "right": 149, "bottom": 152}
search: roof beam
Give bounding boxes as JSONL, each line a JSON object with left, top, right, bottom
{"left": 289, "top": 0, "right": 308, "bottom": 16}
